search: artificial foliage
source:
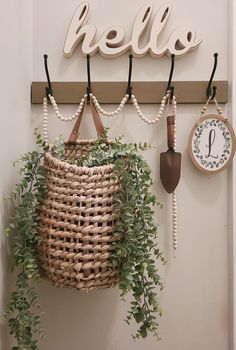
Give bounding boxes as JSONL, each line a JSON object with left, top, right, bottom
{"left": 5, "top": 131, "right": 48, "bottom": 349}
{"left": 6, "top": 130, "right": 164, "bottom": 349}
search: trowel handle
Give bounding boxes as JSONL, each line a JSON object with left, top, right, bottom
{"left": 167, "top": 115, "right": 175, "bottom": 149}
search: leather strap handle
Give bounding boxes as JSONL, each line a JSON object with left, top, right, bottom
{"left": 90, "top": 98, "right": 105, "bottom": 136}
{"left": 67, "top": 98, "right": 105, "bottom": 144}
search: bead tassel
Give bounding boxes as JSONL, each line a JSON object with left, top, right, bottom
{"left": 172, "top": 96, "right": 178, "bottom": 252}
{"left": 43, "top": 97, "right": 48, "bottom": 144}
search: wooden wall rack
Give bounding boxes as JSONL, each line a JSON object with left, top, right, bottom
{"left": 31, "top": 81, "right": 228, "bottom": 104}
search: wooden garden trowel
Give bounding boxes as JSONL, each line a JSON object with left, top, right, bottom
{"left": 160, "top": 115, "right": 181, "bottom": 194}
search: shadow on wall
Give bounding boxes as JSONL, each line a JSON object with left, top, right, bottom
{"left": 38, "top": 280, "right": 120, "bottom": 350}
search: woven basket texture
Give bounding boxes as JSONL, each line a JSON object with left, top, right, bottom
{"left": 38, "top": 140, "right": 120, "bottom": 291}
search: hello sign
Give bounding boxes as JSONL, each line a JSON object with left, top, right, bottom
{"left": 64, "top": 2, "right": 202, "bottom": 59}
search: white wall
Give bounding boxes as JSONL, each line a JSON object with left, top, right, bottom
{"left": 0, "top": 0, "right": 33, "bottom": 349}
{"left": 32, "top": 1, "right": 230, "bottom": 350}
{"left": 0, "top": 0, "right": 231, "bottom": 349}
{"left": 229, "top": 0, "right": 236, "bottom": 349}
{"left": 33, "top": 0, "right": 228, "bottom": 82}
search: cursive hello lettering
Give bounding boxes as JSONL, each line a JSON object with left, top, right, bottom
{"left": 64, "top": 2, "right": 202, "bottom": 59}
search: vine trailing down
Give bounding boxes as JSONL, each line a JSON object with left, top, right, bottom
{"left": 5, "top": 131, "right": 48, "bottom": 350}
{"left": 5, "top": 130, "right": 165, "bottom": 349}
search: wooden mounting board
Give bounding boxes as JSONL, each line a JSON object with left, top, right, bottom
{"left": 31, "top": 81, "right": 228, "bottom": 104}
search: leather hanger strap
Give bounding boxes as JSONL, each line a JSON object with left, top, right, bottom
{"left": 67, "top": 98, "right": 105, "bottom": 144}
{"left": 90, "top": 97, "right": 105, "bottom": 136}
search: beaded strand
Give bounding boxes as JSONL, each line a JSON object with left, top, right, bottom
{"left": 131, "top": 92, "right": 170, "bottom": 124}
{"left": 90, "top": 93, "right": 129, "bottom": 117}
{"left": 43, "top": 97, "right": 49, "bottom": 144}
{"left": 42, "top": 94, "right": 88, "bottom": 144}
{"left": 200, "top": 97, "right": 223, "bottom": 117}
{"left": 48, "top": 93, "right": 87, "bottom": 121}
{"left": 170, "top": 96, "right": 178, "bottom": 252}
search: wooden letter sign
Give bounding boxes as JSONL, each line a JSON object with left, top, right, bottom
{"left": 64, "top": 2, "right": 202, "bottom": 59}
{"left": 189, "top": 114, "right": 236, "bottom": 174}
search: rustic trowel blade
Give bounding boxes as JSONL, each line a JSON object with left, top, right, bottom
{"left": 160, "top": 149, "right": 182, "bottom": 194}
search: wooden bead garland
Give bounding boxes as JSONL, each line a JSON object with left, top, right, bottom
{"left": 172, "top": 96, "right": 178, "bottom": 251}
{"left": 49, "top": 93, "right": 87, "bottom": 121}
{"left": 43, "top": 94, "right": 87, "bottom": 144}
{"left": 168, "top": 96, "right": 178, "bottom": 252}
{"left": 90, "top": 93, "right": 129, "bottom": 116}
{"left": 43, "top": 97, "right": 49, "bottom": 144}
{"left": 131, "top": 92, "right": 170, "bottom": 124}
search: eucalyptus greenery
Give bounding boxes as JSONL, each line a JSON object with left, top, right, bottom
{"left": 112, "top": 147, "right": 165, "bottom": 340}
{"left": 6, "top": 130, "right": 164, "bottom": 348}
{"left": 5, "top": 130, "right": 48, "bottom": 350}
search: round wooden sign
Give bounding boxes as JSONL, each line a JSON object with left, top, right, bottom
{"left": 188, "top": 114, "right": 236, "bottom": 174}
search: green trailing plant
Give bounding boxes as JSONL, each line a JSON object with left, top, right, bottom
{"left": 5, "top": 130, "right": 48, "bottom": 350}
{"left": 6, "top": 130, "right": 165, "bottom": 348}
{"left": 112, "top": 147, "right": 165, "bottom": 340}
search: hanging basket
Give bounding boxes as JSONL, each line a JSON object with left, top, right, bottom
{"left": 38, "top": 99, "right": 120, "bottom": 291}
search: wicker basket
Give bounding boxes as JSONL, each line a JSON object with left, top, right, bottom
{"left": 38, "top": 100, "right": 120, "bottom": 291}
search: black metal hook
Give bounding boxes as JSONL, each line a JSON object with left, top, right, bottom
{"left": 206, "top": 53, "right": 218, "bottom": 100}
{"left": 86, "top": 54, "right": 92, "bottom": 99}
{"left": 44, "top": 54, "right": 53, "bottom": 98}
{"left": 126, "top": 54, "right": 133, "bottom": 99}
{"left": 166, "top": 54, "right": 175, "bottom": 100}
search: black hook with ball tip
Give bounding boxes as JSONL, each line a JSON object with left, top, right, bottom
{"left": 44, "top": 54, "right": 53, "bottom": 99}
{"left": 126, "top": 54, "right": 133, "bottom": 99}
{"left": 206, "top": 53, "right": 218, "bottom": 100}
{"left": 166, "top": 54, "right": 175, "bottom": 100}
{"left": 86, "top": 54, "right": 92, "bottom": 100}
